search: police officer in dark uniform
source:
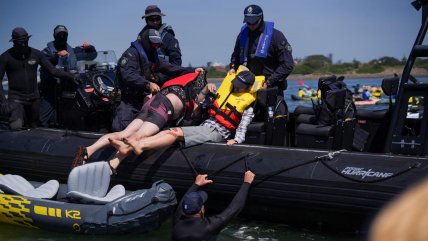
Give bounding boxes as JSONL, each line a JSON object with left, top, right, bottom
{"left": 39, "top": 25, "right": 97, "bottom": 127}
{"left": 112, "top": 29, "right": 197, "bottom": 132}
{"left": 0, "top": 27, "right": 78, "bottom": 130}
{"left": 229, "top": 5, "right": 294, "bottom": 116}
{"left": 139, "top": 5, "right": 182, "bottom": 67}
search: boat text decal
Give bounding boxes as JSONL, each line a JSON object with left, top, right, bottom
{"left": 341, "top": 167, "right": 393, "bottom": 179}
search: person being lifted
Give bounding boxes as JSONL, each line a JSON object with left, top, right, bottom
{"left": 229, "top": 4, "right": 294, "bottom": 116}
{"left": 0, "top": 27, "right": 79, "bottom": 130}
{"left": 112, "top": 28, "right": 193, "bottom": 132}
{"left": 115, "top": 66, "right": 263, "bottom": 156}
{"left": 73, "top": 29, "right": 207, "bottom": 171}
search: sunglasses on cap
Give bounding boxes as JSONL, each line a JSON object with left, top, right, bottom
{"left": 147, "top": 16, "right": 161, "bottom": 22}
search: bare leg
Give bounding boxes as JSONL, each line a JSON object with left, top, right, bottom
{"left": 125, "top": 128, "right": 183, "bottom": 155}
{"left": 127, "top": 121, "right": 161, "bottom": 142}
{"left": 109, "top": 138, "right": 132, "bottom": 156}
{"left": 85, "top": 119, "right": 144, "bottom": 157}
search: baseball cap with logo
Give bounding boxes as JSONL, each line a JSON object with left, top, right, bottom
{"left": 243, "top": 5, "right": 263, "bottom": 25}
{"left": 182, "top": 191, "right": 208, "bottom": 215}
{"left": 10, "top": 27, "right": 31, "bottom": 42}
{"left": 232, "top": 71, "right": 256, "bottom": 89}
{"left": 148, "top": 29, "right": 162, "bottom": 45}
{"left": 142, "top": 5, "right": 166, "bottom": 19}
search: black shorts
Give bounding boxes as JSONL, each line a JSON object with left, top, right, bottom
{"left": 136, "top": 94, "right": 174, "bottom": 129}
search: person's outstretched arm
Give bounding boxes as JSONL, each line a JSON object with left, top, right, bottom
{"left": 173, "top": 174, "right": 213, "bottom": 225}
{"left": 206, "top": 171, "right": 255, "bottom": 233}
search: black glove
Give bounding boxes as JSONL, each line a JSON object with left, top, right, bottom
{"left": 72, "top": 76, "right": 83, "bottom": 85}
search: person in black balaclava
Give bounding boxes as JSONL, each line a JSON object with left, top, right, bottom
{"left": 229, "top": 4, "right": 294, "bottom": 116}
{"left": 0, "top": 27, "right": 79, "bottom": 130}
{"left": 39, "top": 25, "right": 97, "bottom": 127}
{"left": 139, "top": 5, "right": 182, "bottom": 66}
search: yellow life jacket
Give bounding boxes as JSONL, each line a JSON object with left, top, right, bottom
{"left": 208, "top": 65, "right": 265, "bottom": 130}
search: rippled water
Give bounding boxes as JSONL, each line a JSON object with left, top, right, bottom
{"left": 0, "top": 218, "right": 361, "bottom": 241}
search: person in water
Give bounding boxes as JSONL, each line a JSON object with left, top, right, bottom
{"left": 0, "top": 27, "right": 79, "bottom": 130}
{"left": 73, "top": 30, "right": 208, "bottom": 171}
{"left": 172, "top": 171, "right": 255, "bottom": 241}
{"left": 113, "top": 69, "right": 259, "bottom": 156}
{"left": 139, "top": 5, "right": 182, "bottom": 66}
{"left": 39, "top": 25, "right": 97, "bottom": 127}
{"left": 228, "top": 4, "right": 294, "bottom": 116}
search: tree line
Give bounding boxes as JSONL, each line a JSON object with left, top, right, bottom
{"left": 204, "top": 55, "right": 428, "bottom": 78}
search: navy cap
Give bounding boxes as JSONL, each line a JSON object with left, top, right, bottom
{"left": 142, "top": 5, "right": 165, "bottom": 19}
{"left": 232, "top": 71, "right": 255, "bottom": 89}
{"left": 10, "top": 27, "right": 31, "bottom": 42}
{"left": 182, "top": 191, "right": 208, "bottom": 215}
{"left": 53, "top": 25, "right": 68, "bottom": 37}
{"left": 243, "top": 5, "right": 263, "bottom": 24}
{"left": 148, "top": 29, "right": 162, "bottom": 44}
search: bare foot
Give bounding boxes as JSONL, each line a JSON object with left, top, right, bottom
{"left": 123, "top": 138, "right": 144, "bottom": 156}
{"left": 109, "top": 138, "right": 132, "bottom": 156}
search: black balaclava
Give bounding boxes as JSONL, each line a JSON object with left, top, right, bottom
{"left": 53, "top": 25, "right": 68, "bottom": 51}
{"left": 11, "top": 39, "right": 30, "bottom": 60}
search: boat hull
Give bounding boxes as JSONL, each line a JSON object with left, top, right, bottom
{"left": 1, "top": 128, "right": 428, "bottom": 230}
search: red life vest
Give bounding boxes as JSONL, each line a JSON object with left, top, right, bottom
{"left": 161, "top": 72, "right": 200, "bottom": 121}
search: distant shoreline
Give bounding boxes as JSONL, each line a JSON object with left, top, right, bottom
{"left": 208, "top": 67, "right": 428, "bottom": 82}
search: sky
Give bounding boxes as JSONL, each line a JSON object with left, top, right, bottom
{"left": 0, "top": 0, "right": 422, "bottom": 67}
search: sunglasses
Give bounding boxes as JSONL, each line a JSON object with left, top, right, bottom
{"left": 147, "top": 16, "right": 161, "bottom": 22}
{"left": 246, "top": 18, "right": 261, "bottom": 26}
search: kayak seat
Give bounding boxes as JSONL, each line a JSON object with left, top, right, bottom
{"left": 0, "top": 174, "right": 59, "bottom": 199}
{"left": 245, "top": 87, "right": 288, "bottom": 146}
{"left": 67, "top": 161, "right": 125, "bottom": 204}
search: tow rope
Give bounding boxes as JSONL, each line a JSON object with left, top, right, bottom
{"left": 180, "top": 148, "right": 420, "bottom": 186}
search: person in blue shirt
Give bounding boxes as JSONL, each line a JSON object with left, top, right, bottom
{"left": 228, "top": 4, "right": 294, "bottom": 116}
{"left": 362, "top": 88, "right": 372, "bottom": 101}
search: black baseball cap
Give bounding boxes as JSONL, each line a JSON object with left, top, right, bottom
{"left": 243, "top": 5, "right": 263, "bottom": 24}
{"left": 182, "top": 191, "right": 208, "bottom": 215}
{"left": 148, "top": 29, "right": 162, "bottom": 44}
{"left": 232, "top": 71, "right": 256, "bottom": 89}
{"left": 10, "top": 27, "right": 31, "bottom": 42}
{"left": 142, "top": 5, "right": 165, "bottom": 19}
{"left": 53, "top": 25, "right": 68, "bottom": 37}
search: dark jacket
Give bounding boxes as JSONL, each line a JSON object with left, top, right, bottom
{"left": 172, "top": 183, "right": 251, "bottom": 241}
{"left": 230, "top": 21, "right": 294, "bottom": 95}
{"left": 39, "top": 42, "right": 96, "bottom": 101}
{"left": 0, "top": 47, "right": 75, "bottom": 102}
{"left": 140, "top": 24, "right": 182, "bottom": 66}
{"left": 117, "top": 44, "right": 192, "bottom": 104}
